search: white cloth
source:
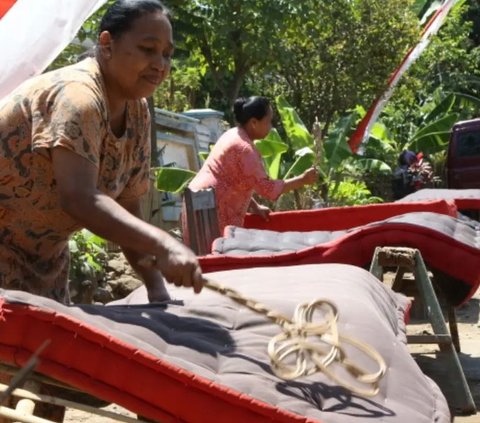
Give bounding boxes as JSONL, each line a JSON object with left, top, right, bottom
{"left": 0, "top": 0, "right": 107, "bottom": 99}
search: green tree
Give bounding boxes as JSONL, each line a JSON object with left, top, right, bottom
{"left": 168, "top": 0, "right": 419, "bottom": 128}
{"left": 465, "top": 0, "right": 480, "bottom": 46}
{"left": 152, "top": 56, "right": 203, "bottom": 112}
{"left": 258, "top": 0, "right": 419, "bottom": 132}
{"left": 385, "top": 0, "right": 480, "bottom": 144}
{"left": 367, "top": 1, "right": 480, "bottom": 186}
{"left": 359, "top": 1, "right": 480, "bottom": 193}
{"left": 168, "top": 0, "right": 294, "bottom": 114}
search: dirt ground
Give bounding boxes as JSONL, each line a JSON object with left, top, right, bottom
{"left": 64, "top": 403, "right": 136, "bottom": 422}
{"left": 61, "top": 276, "right": 480, "bottom": 423}
{"left": 407, "top": 288, "right": 480, "bottom": 423}
{"left": 408, "top": 284, "right": 480, "bottom": 423}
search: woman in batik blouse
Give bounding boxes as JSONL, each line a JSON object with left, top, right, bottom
{"left": 0, "top": 0, "right": 203, "bottom": 304}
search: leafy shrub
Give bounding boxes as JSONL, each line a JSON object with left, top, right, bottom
{"left": 329, "top": 179, "right": 383, "bottom": 206}
{"left": 68, "top": 229, "right": 107, "bottom": 283}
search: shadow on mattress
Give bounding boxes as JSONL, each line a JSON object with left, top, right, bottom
{"left": 80, "top": 301, "right": 234, "bottom": 357}
{"left": 0, "top": 264, "right": 451, "bottom": 422}
{"left": 202, "top": 212, "right": 480, "bottom": 306}
{"left": 275, "top": 379, "right": 393, "bottom": 418}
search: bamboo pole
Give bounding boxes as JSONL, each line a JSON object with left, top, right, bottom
{"left": 0, "top": 384, "right": 147, "bottom": 423}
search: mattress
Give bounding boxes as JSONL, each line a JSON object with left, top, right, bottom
{"left": 201, "top": 212, "right": 480, "bottom": 306}
{"left": 242, "top": 199, "right": 457, "bottom": 232}
{"left": 396, "top": 188, "right": 480, "bottom": 210}
{"left": 0, "top": 264, "right": 450, "bottom": 422}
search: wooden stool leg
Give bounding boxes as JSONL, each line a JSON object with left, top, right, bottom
{"left": 0, "top": 406, "right": 54, "bottom": 423}
{"left": 369, "top": 246, "right": 476, "bottom": 415}
{"left": 447, "top": 305, "right": 460, "bottom": 353}
{"left": 0, "top": 374, "right": 64, "bottom": 423}
{"left": 413, "top": 251, "right": 475, "bottom": 415}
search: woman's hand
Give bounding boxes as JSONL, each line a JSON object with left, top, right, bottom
{"left": 248, "top": 198, "right": 271, "bottom": 221}
{"left": 302, "top": 167, "right": 318, "bottom": 185}
{"left": 143, "top": 273, "right": 171, "bottom": 303}
{"left": 151, "top": 235, "right": 204, "bottom": 294}
{"left": 125, "top": 232, "right": 204, "bottom": 302}
{"left": 281, "top": 166, "right": 318, "bottom": 194}
{"left": 253, "top": 203, "right": 271, "bottom": 221}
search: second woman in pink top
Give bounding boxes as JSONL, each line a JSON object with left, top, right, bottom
{"left": 185, "top": 96, "right": 318, "bottom": 238}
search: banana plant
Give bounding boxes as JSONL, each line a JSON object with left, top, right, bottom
{"left": 154, "top": 97, "right": 318, "bottom": 194}
{"left": 152, "top": 166, "right": 196, "bottom": 194}
{"left": 154, "top": 96, "right": 389, "bottom": 206}
{"left": 320, "top": 108, "right": 391, "bottom": 204}
{"left": 253, "top": 129, "right": 289, "bottom": 179}
{"left": 266, "top": 96, "right": 390, "bottom": 205}
{"left": 366, "top": 91, "right": 480, "bottom": 160}
{"left": 408, "top": 91, "right": 480, "bottom": 153}
{"left": 254, "top": 96, "right": 319, "bottom": 183}
{"left": 275, "top": 95, "right": 315, "bottom": 151}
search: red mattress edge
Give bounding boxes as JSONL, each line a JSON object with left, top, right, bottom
{"left": 200, "top": 221, "right": 477, "bottom": 306}
{"left": 0, "top": 301, "right": 321, "bottom": 423}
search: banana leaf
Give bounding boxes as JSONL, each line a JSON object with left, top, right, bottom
{"left": 369, "top": 121, "right": 391, "bottom": 142}
{"left": 198, "top": 143, "right": 216, "bottom": 162}
{"left": 353, "top": 157, "right": 392, "bottom": 174}
{"left": 198, "top": 151, "right": 209, "bottom": 161}
{"left": 283, "top": 147, "right": 315, "bottom": 179}
{"left": 324, "top": 113, "right": 356, "bottom": 169}
{"left": 423, "top": 93, "right": 456, "bottom": 124}
{"left": 409, "top": 113, "right": 458, "bottom": 154}
{"left": 275, "top": 95, "right": 314, "bottom": 150}
{"left": 255, "top": 131, "right": 289, "bottom": 179}
{"left": 153, "top": 167, "right": 196, "bottom": 193}
{"left": 407, "top": 131, "right": 450, "bottom": 154}
{"left": 453, "top": 92, "right": 480, "bottom": 110}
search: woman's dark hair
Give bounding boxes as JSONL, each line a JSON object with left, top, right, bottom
{"left": 233, "top": 96, "right": 271, "bottom": 126}
{"left": 99, "top": 0, "right": 170, "bottom": 39}
{"left": 398, "top": 150, "right": 417, "bottom": 166}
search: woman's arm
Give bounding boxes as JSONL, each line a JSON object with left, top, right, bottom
{"left": 52, "top": 146, "right": 203, "bottom": 295}
{"left": 118, "top": 196, "right": 173, "bottom": 302}
{"left": 281, "top": 167, "right": 318, "bottom": 194}
{"left": 248, "top": 167, "right": 317, "bottom": 220}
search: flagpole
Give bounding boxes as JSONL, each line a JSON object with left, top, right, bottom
{"left": 348, "top": 0, "right": 459, "bottom": 153}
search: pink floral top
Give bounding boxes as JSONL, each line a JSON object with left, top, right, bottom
{"left": 187, "top": 127, "right": 284, "bottom": 235}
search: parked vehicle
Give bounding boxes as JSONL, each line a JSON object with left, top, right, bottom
{"left": 446, "top": 118, "right": 480, "bottom": 189}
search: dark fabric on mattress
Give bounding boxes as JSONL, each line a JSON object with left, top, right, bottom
{"left": 0, "top": 264, "right": 450, "bottom": 422}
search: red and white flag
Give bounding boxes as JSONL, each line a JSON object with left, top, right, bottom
{"left": 0, "top": 0, "right": 107, "bottom": 99}
{"left": 348, "top": 0, "right": 460, "bottom": 152}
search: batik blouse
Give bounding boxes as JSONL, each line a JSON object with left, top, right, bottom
{"left": 0, "top": 58, "right": 150, "bottom": 303}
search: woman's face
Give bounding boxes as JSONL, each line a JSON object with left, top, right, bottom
{"left": 100, "top": 11, "right": 174, "bottom": 100}
{"left": 252, "top": 106, "right": 273, "bottom": 140}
